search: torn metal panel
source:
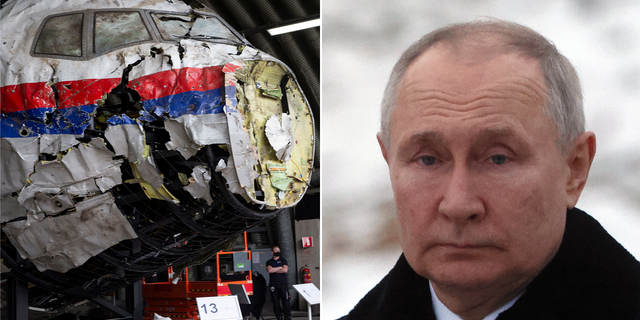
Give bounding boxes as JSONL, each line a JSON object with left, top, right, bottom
{"left": 179, "top": 39, "right": 264, "bottom": 69}
{"left": 130, "top": 156, "right": 164, "bottom": 190}
{"left": 215, "top": 158, "right": 243, "bottom": 195}
{"left": 3, "top": 193, "right": 137, "bottom": 273}
{"left": 163, "top": 120, "right": 202, "bottom": 160}
{"left": 63, "top": 179, "right": 103, "bottom": 198}
{"left": 26, "top": 191, "right": 75, "bottom": 216}
{"left": 164, "top": 113, "right": 230, "bottom": 159}
{"left": 1, "top": 195, "right": 28, "bottom": 223}
{"left": 28, "top": 161, "right": 101, "bottom": 197}
{"left": 27, "top": 139, "right": 123, "bottom": 197}
{"left": 104, "top": 116, "right": 146, "bottom": 158}
{"left": 223, "top": 62, "right": 261, "bottom": 193}
{"left": 1, "top": 137, "right": 40, "bottom": 197}
{"left": 134, "top": 178, "right": 179, "bottom": 203}
{"left": 62, "top": 139, "right": 119, "bottom": 182}
{"left": 16, "top": 185, "right": 74, "bottom": 216}
{"left": 226, "top": 112, "right": 260, "bottom": 189}
{"left": 174, "top": 114, "right": 230, "bottom": 145}
{"left": 183, "top": 166, "right": 213, "bottom": 205}
{"left": 39, "top": 134, "right": 80, "bottom": 155}
{"left": 265, "top": 114, "right": 294, "bottom": 163}
{"left": 104, "top": 118, "right": 164, "bottom": 189}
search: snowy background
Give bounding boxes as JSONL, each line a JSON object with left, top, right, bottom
{"left": 322, "top": 0, "right": 640, "bottom": 318}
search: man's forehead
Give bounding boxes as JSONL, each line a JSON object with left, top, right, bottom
{"left": 400, "top": 40, "right": 546, "bottom": 102}
{"left": 389, "top": 37, "right": 552, "bottom": 150}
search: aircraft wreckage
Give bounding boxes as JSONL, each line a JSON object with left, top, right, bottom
{"left": 0, "top": 0, "right": 315, "bottom": 311}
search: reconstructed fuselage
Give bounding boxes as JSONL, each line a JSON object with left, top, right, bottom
{"left": 0, "top": 0, "right": 314, "bottom": 310}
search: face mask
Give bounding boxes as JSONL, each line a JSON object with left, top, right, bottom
{"left": 273, "top": 252, "right": 281, "bottom": 257}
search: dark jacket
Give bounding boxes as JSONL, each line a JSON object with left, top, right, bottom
{"left": 341, "top": 208, "right": 640, "bottom": 320}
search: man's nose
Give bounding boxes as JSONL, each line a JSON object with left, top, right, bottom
{"left": 438, "top": 164, "right": 485, "bottom": 224}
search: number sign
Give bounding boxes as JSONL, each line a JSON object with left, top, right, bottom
{"left": 293, "top": 283, "right": 320, "bottom": 305}
{"left": 195, "top": 296, "right": 242, "bottom": 320}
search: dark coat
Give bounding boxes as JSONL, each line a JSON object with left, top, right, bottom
{"left": 250, "top": 271, "right": 267, "bottom": 318}
{"left": 341, "top": 208, "right": 640, "bottom": 320}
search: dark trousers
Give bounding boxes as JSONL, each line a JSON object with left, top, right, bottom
{"left": 270, "top": 283, "right": 290, "bottom": 319}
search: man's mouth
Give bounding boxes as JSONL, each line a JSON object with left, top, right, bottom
{"left": 442, "top": 243, "right": 485, "bottom": 249}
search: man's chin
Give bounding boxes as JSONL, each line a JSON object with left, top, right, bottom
{"left": 410, "top": 256, "right": 510, "bottom": 290}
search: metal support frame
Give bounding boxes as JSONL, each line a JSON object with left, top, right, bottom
{"left": 126, "top": 280, "right": 144, "bottom": 320}
{"left": 89, "top": 297, "right": 132, "bottom": 318}
{"left": 89, "top": 237, "right": 143, "bottom": 320}
{"left": 7, "top": 251, "right": 28, "bottom": 320}
{"left": 7, "top": 276, "right": 29, "bottom": 320}
{"left": 127, "top": 236, "right": 144, "bottom": 320}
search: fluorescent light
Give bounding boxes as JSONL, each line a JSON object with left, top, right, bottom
{"left": 267, "top": 19, "right": 320, "bottom": 36}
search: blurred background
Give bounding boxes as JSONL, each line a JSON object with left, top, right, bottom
{"left": 322, "top": 0, "right": 640, "bottom": 318}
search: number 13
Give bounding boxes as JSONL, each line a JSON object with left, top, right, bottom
{"left": 200, "top": 303, "right": 218, "bottom": 314}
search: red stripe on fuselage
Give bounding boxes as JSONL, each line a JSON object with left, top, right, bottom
{"left": 1, "top": 66, "right": 224, "bottom": 113}
{"left": 129, "top": 66, "right": 224, "bottom": 101}
{"left": 1, "top": 83, "right": 55, "bottom": 113}
{"left": 54, "top": 78, "right": 121, "bottom": 109}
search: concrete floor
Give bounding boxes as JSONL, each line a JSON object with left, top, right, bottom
{"left": 251, "top": 290, "right": 320, "bottom": 320}
{"left": 247, "top": 312, "right": 320, "bottom": 320}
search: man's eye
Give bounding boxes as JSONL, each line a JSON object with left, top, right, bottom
{"left": 491, "top": 155, "right": 507, "bottom": 165}
{"left": 419, "top": 156, "right": 437, "bottom": 166}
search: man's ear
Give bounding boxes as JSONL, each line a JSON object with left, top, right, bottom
{"left": 377, "top": 132, "right": 390, "bottom": 164}
{"left": 566, "top": 131, "right": 596, "bottom": 208}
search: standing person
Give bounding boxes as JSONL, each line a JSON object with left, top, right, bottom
{"left": 266, "top": 245, "right": 291, "bottom": 320}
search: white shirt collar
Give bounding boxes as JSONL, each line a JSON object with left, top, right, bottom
{"left": 429, "top": 282, "right": 523, "bottom": 320}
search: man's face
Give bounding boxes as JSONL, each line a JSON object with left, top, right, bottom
{"left": 272, "top": 247, "right": 281, "bottom": 258}
{"left": 381, "top": 44, "right": 573, "bottom": 291}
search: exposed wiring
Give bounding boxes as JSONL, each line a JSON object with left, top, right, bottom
{"left": 289, "top": 159, "right": 306, "bottom": 182}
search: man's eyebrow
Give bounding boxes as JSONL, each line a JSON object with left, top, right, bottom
{"left": 396, "top": 127, "right": 530, "bottom": 152}
{"left": 397, "top": 131, "right": 446, "bottom": 152}
{"left": 472, "top": 126, "right": 531, "bottom": 149}
{"left": 475, "top": 127, "right": 516, "bottom": 140}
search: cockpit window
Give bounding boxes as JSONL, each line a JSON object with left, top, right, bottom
{"left": 34, "top": 13, "right": 83, "bottom": 57}
{"left": 152, "top": 13, "right": 191, "bottom": 39}
{"left": 151, "top": 13, "right": 240, "bottom": 42}
{"left": 94, "top": 11, "right": 152, "bottom": 54}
